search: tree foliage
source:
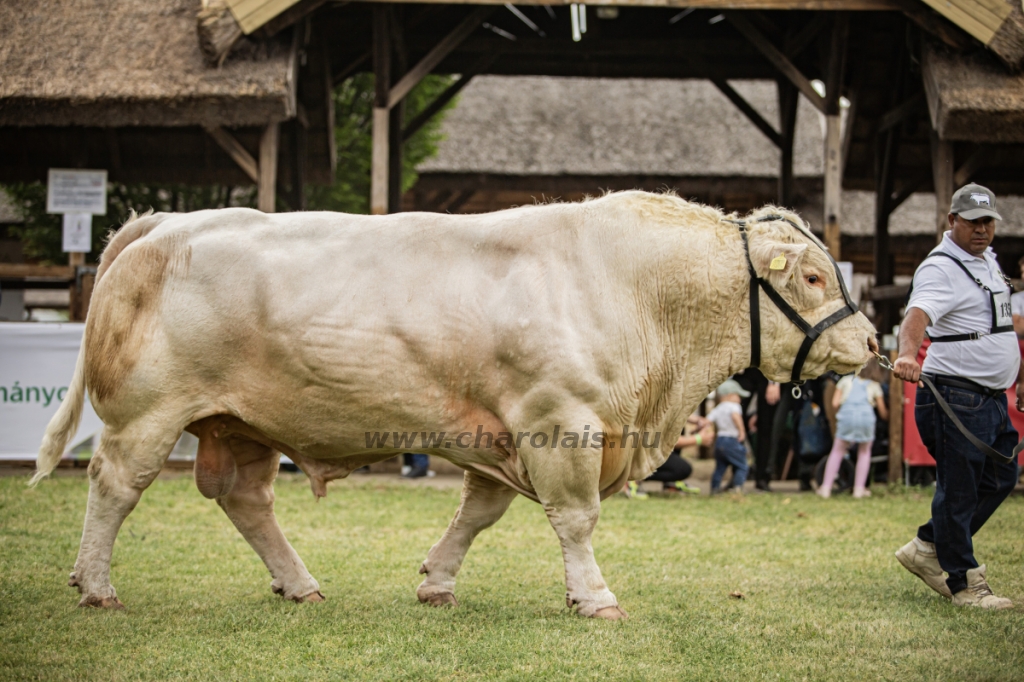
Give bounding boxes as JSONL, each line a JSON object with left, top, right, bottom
{"left": 2, "top": 74, "right": 455, "bottom": 264}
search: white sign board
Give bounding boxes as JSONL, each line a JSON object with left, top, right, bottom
{"left": 46, "top": 169, "right": 108, "bottom": 215}
{"left": 62, "top": 213, "right": 92, "bottom": 253}
{"left": 0, "top": 323, "right": 103, "bottom": 460}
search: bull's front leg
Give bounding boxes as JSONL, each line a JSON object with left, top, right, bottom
{"left": 417, "top": 471, "right": 517, "bottom": 606}
{"left": 213, "top": 437, "right": 323, "bottom": 603}
{"left": 523, "top": 428, "right": 627, "bottom": 621}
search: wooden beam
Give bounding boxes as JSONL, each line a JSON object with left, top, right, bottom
{"left": 954, "top": 145, "right": 987, "bottom": 186}
{"left": 889, "top": 172, "right": 932, "bottom": 214}
{"left": 387, "top": 7, "right": 494, "bottom": 109}
{"left": 389, "top": 102, "right": 403, "bottom": 213}
{"left": 725, "top": 13, "right": 827, "bottom": 115}
{"left": 867, "top": 283, "right": 911, "bottom": 301}
{"left": 778, "top": 78, "right": 799, "bottom": 207}
{"left": 373, "top": 6, "right": 391, "bottom": 110}
{"left": 895, "top": 0, "right": 974, "bottom": 50}
{"left": 371, "top": 6, "right": 391, "bottom": 214}
{"left": 878, "top": 91, "right": 925, "bottom": 133}
{"left": 785, "top": 13, "right": 830, "bottom": 59}
{"left": 289, "top": 118, "right": 307, "bottom": 211}
{"left": 824, "top": 13, "right": 848, "bottom": 116}
{"left": 255, "top": 0, "right": 328, "bottom": 38}
{"left": 711, "top": 79, "right": 782, "bottom": 148}
{"left": 403, "top": 51, "right": 501, "bottom": 142}
{"left": 443, "top": 189, "right": 477, "bottom": 214}
{"left": 840, "top": 90, "right": 857, "bottom": 174}
{"left": 204, "top": 126, "right": 259, "bottom": 183}
{"left": 916, "top": 0, "right": 1010, "bottom": 45}
{"left": 332, "top": 52, "right": 370, "bottom": 87}
{"left": 824, "top": 115, "right": 843, "bottom": 257}
{"left": 823, "top": 14, "right": 848, "bottom": 258}
{"left": 0, "top": 264, "right": 74, "bottom": 279}
{"left": 359, "top": 0, "right": 900, "bottom": 9}
{"left": 258, "top": 123, "right": 279, "bottom": 212}
{"left": 930, "top": 129, "right": 954, "bottom": 242}
{"left": 371, "top": 108, "right": 390, "bottom": 215}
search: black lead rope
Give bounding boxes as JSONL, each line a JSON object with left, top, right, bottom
{"left": 729, "top": 215, "right": 859, "bottom": 397}
{"left": 919, "top": 375, "right": 1023, "bottom": 464}
{"left": 873, "top": 354, "right": 1022, "bottom": 464}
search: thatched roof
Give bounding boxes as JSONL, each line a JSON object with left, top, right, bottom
{"left": 923, "top": 42, "right": 1024, "bottom": 143}
{"left": 419, "top": 75, "right": 1024, "bottom": 237}
{"left": 420, "top": 77, "right": 825, "bottom": 177}
{"left": 0, "top": 0, "right": 296, "bottom": 127}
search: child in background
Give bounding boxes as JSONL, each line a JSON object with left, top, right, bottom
{"left": 709, "top": 379, "right": 750, "bottom": 494}
{"left": 817, "top": 360, "right": 888, "bottom": 499}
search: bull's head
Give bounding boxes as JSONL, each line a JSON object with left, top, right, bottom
{"left": 743, "top": 211, "right": 877, "bottom": 382}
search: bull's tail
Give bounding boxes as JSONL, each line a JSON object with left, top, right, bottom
{"left": 30, "top": 337, "right": 88, "bottom": 486}
{"left": 29, "top": 209, "right": 164, "bottom": 486}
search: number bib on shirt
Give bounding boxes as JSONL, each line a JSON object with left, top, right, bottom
{"left": 994, "top": 288, "right": 1013, "bottom": 329}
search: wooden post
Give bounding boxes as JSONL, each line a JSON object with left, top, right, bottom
{"left": 371, "top": 109, "right": 390, "bottom": 215}
{"left": 290, "top": 118, "right": 307, "bottom": 211}
{"left": 388, "top": 12, "right": 406, "bottom": 215}
{"left": 777, "top": 79, "right": 798, "bottom": 208}
{"left": 258, "top": 123, "right": 279, "bottom": 213}
{"left": 371, "top": 6, "right": 391, "bottom": 215}
{"left": 68, "top": 252, "right": 84, "bottom": 322}
{"left": 930, "top": 130, "right": 954, "bottom": 243}
{"left": 823, "top": 14, "right": 847, "bottom": 258}
{"left": 79, "top": 271, "right": 95, "bottom": 322}
{"left": 388, "top": 103, "right": 403, "bottom": 213}
{"left": 824, "top": 115, "right": 842, "bottom": 258}
{"left": 888, "top": 350, "right": 903, "bottom": 484}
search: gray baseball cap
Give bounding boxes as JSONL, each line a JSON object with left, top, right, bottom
{"left": 717, "top": 379, "right": 751, "bottom": 398}
{"left": 950, "top": 183, "right": 1002, "bottom": 221}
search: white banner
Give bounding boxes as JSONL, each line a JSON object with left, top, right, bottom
{"left": 0, "top": 323, "right": 103, "bottom": 460}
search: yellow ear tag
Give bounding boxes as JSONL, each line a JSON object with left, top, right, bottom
{"left": 769, "top": 253, "right": 788, "bottom": 271}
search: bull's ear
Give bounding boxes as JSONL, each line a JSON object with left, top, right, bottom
{"left": 750, "top": 240, "right": 807, "bottom": 285}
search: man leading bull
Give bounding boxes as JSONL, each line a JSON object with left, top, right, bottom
{"left": 893, "top": 183, "right": 1020, "bottom": 610}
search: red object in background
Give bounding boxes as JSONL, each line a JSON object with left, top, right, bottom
{"left": 903, "top": 339, "right": 1024, "bottom": 466}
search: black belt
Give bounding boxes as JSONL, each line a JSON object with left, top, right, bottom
{"left": 925, "top": 373, "right": 1004, "bottom": 398}
{"left": 918, "top": 373, "right": 1021, "bottom": 463}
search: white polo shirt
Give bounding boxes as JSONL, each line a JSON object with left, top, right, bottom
{"left": 907, "top": 232, "right": 1020, "bottom": 390}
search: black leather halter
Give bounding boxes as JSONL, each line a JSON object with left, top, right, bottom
{"left": 727, "top": 215, "right": 859, "bottom": 388}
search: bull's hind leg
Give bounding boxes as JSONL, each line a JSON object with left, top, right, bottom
{"left": 70, "top": 426, "right": 176, "bottom": 608}
{"left": 417, "top": 471, "right": 517, "bottom": 606}
{"left": 213, "top": 436, "right": 322, "bottom": 602}
{"left": 522, "top": 437, "right": 627, "bottom": 620}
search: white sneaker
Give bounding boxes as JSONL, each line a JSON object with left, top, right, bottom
{"left": 400, "top": 465, "right": 411, "bottom": 476}
{"left": 895, "top": 537, "right": 952, "bottom": 599}
{"left": 952, "top": 565, "right": 1013, "bottom": 609}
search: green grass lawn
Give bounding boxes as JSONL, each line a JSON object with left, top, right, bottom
{"left": 1, "top": 473, "right": 1022, "bottom": 681}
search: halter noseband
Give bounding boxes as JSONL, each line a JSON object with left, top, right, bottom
{"left": 727, "top": 215, "right": 859, "bottom": 392}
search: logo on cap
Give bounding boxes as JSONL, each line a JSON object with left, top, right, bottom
{"left": 971, "top": 193, "right": 991, "bottom": 206}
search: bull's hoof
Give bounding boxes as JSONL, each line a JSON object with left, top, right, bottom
{"left": 68, "top": 572, "right": 81, "bottom": 592}
{"left": 419, "top": 591, "right": 458, "bottom": 607}
{"left": 79, "top": 595, "right": 125, "bottom": 610}
{"left": 592, "top": 606, "right": 628, "bottom": 621}
{"left": 294, "top": 590, "right": 325, "bottom": 604}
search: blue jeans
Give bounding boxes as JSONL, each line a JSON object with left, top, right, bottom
{"left": 403, "top": 453, "right": 429, "bottom": 470}
{"left": 712, "top": 436, "right": 749, "bottom": 491}
{"left": 914, "top": 384, "right": 1019, "bottom": 595}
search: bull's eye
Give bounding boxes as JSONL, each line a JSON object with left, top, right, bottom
{"left": 807, "top": 275, "right": 818, "bottom": 284}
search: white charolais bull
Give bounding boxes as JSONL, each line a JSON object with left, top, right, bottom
{"left": 33, "top": 192, "right": 876, "bottom": 618}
